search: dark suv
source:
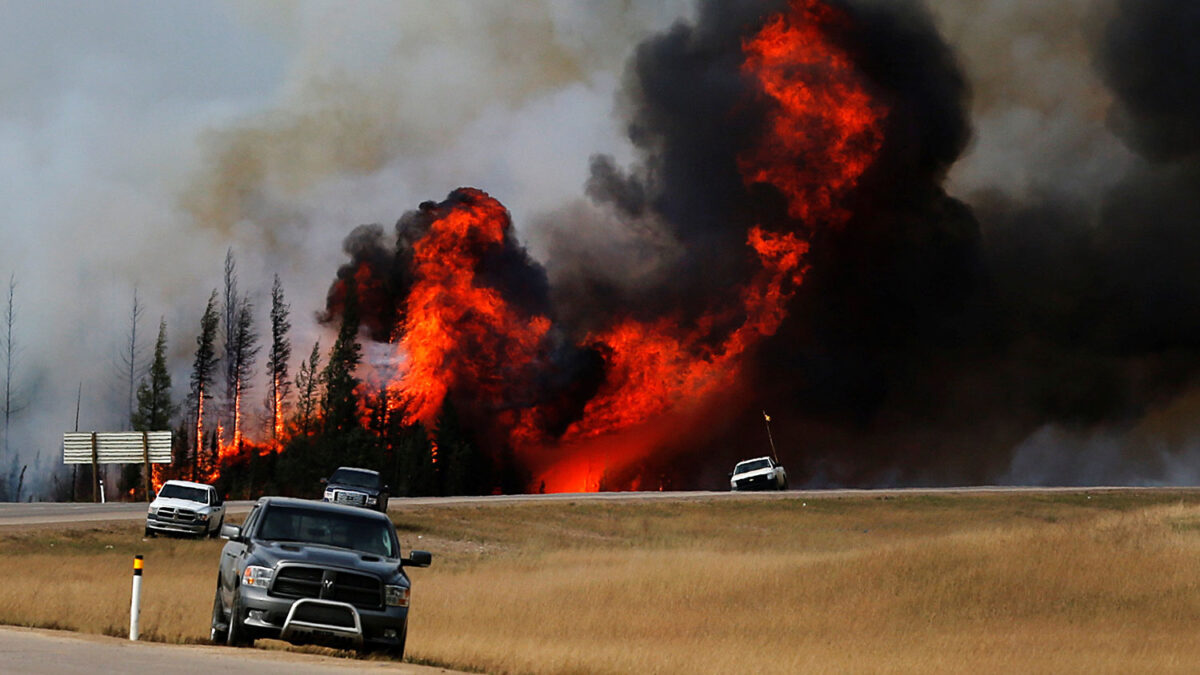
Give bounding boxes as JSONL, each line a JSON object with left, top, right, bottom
{"left": 322, "top": 467, "right": 389, "bottom": 512}
{"left": 210, "top": 497, "right": 431, "bottom": 657}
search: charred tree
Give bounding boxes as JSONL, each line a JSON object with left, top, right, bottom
{"left": 116, "top": 287, "right": 146, "bottom": 430}
{"left": 190, "top": 290, "right": 220, "bottom": 480}
{"left": 228, "top": 298, "right": 259, "bottom": 449}
{"left": 221, "top": 248, "right": 239, "bottom": 442}
{"left": 264, "top": 274, "right": 292, "bottom": 447}
{"left": 1, "top": 275, "right": 29, "bottom": 501}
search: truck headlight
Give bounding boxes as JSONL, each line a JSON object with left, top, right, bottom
{"left": 366, "top": 496, "right": 378, "bottom": 505}
{"left": 147, "top": 506, "right": 158, "bottom": 515}
{"left": 197, "top": 513, "right": 209, "bottom": 522}
{"left": 323, "top": 489, "right": 333, "bottom": 500}
{"left": 385, "top": 585, "right": 410, "bottom": 607}
{"left": 242, "top": 565, "right": 273, "bottom": 589}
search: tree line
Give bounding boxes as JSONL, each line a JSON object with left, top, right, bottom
{"left": 121, "top": 249, "right": 507, "bottom": 501}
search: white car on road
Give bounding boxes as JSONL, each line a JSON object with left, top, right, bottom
{"left": 730, "top": 456, "right": 788, "bottom": 491}
{"left": 145, "top": 480, "right": 225, "bottom": 538}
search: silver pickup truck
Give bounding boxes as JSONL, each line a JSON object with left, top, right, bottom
{"left": 145, "top": 479, "right": 226, "bottom": 538}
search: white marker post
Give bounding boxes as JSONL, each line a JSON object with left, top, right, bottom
{"left": 130, "top": 555, "right": 144, "bottom": 641}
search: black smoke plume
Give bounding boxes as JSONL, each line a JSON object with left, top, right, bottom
{"left": 324, "top": 0, "right": 1200, "bottom": 488}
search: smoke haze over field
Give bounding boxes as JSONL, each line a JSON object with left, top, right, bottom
{"left": 3, "top": 0, "right": 1200, "bottom": 496}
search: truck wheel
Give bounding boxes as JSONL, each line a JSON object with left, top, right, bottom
{"left": 144, "top": 526, "right": 156, "bottom": 538}
{"left": 226, "top": 591, "right": 254, "bottom": 647}
{"left": 209, "top": 586, "right": 228, "bottom": 644}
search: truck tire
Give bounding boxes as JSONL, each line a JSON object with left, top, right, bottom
{"left": 226, "top": 591, "right": 254, "bottom": 647}
{"left": 209, "top": 586, "right": 228, "bottom": 644}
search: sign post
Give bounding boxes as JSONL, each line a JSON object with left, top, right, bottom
{"left": 90, "top": 432, "right": 99, "bottom": 503}
{"left": 64, "top": 432, "right": 173, "bottom": 502}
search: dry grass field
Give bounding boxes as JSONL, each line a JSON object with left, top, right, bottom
{"left": 3, "top": 490, "right": 1200, "bottom": 673}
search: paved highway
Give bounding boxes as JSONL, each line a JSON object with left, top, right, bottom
{"left": 0, "top": 485, "right": 1181, "bottom": 527}
{"left": 0, "top": 627, "right": 458, "bottom": 674}
{"left": 0, "top": 500, "right": 255, "bottom": 526}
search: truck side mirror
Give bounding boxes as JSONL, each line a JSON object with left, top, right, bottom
{"left": 220, "top": 524, "right": 242, "bottom": 541}
{"left": 319, "top": 477, "right": 328, "bottom": 485}
{"left": 402, "top": 550, "right": 432, "bottom": 568}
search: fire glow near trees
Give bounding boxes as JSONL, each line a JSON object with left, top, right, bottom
{"left": 301, "top": 0, "right": 894, "bottom": 494}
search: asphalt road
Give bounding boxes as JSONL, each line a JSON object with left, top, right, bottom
{"left": 0, "top": 627, "right": 458, "bottom": 674}
{"left": 0, "top": 485, "right": 1181, "bottom": 527}
{"left": 0, "top": 500, "right": 255, "bottom": 526}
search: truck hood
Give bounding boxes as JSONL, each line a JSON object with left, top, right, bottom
{"left": 150, "top": 496, "right": 214, "bottom": 512}
{"left": 732, "top": 467, "right": 775, "bottom": 480}
{"left": 252, "top": 541, "right": 405, "bottom": 582}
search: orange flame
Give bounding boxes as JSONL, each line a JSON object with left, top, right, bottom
{"left": 528, "top": 0, "right": 885, "bottom": 488}
{"left": 388, "top": 189, "right": 552, "bottom": 432}
{"left": 201, "top": 0, "right": 890, "bottom": 495}
{"left": 739, "top": 0, "right": 887, "bottom": 225}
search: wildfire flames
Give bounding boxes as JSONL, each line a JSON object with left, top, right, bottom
{"left": 197, "top": 0, "right": 890, "bottom": 494}
{"left": 355, "top": 0, "right": 886, "bottom": 492}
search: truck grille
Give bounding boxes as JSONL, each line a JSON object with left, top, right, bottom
{"left": 331, "top": 490, "right": 366, "bottom": 506}
{"left": 154, "top": 507, "right": 198, "bottom": 523}
{"left": 270, "top": 565, "right": 383, "bottom": 610}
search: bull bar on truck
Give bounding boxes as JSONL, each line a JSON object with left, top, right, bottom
{"left": 277, "top": 598, "right": 364, "bottom": 647}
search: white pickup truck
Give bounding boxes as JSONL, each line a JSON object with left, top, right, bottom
{"left": 730, "top": 456, "right": 788, "bottom": 491}
{"left": 145, "top": 479, "right": 225, "bottom": 538}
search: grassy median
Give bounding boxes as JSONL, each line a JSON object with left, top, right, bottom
{"left": 3, "top": 490, "right": 1200, "bottom": 673}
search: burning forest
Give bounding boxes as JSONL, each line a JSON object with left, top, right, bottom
{"left": 7, "top": 0, "right": 1200, "bottom": 500}
{"left": 304, "top": 0, "right": 897, "bottom": 494}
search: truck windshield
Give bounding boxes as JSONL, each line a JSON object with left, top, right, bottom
{"left": 329, "top": 469, "right": 381, "bottom": 489}
{"left": 158, "top": 484, "right": 209, "bottom": 504}
{"left": 735, "top": 459, "right": 771, "bottom": 474}
{"left": 257, "top": 505, "right": 397, "bottom": 557}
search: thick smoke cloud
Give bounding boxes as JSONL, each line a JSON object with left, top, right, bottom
{"left": 535, "top": 0, "right": 989, "bottom": 486}
{"left": 537, "top": 0, "right": 1200, "bottom": 488}
{"left": 8, "top": 0, "right": 1200, "bottom": 497}
{"left": 960, "top": 0, "right": 1200, "bottom": 485}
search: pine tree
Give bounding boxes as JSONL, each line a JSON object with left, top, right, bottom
{"left": 190, "top": 290, "right": 220, "bottom": 480}
{"left": 321, "top": 282, "right": 362, "bottom": 435}
{"left": 221, "top": 248, "right": 239, "bottom": 439}
{"left": 293, "top": 341, "right": 322, "bottom": 436}
{"left": 228, "top": 298, "right": 259, "bottom": 448}
{"left": 265, "top": 274, "right": 292, "bottom": 446}
{"left": 126, "top": 318, "right": 177, "bottom": 500}
{"left": 132, "top": 318, "right": 179, "bottom": 431}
